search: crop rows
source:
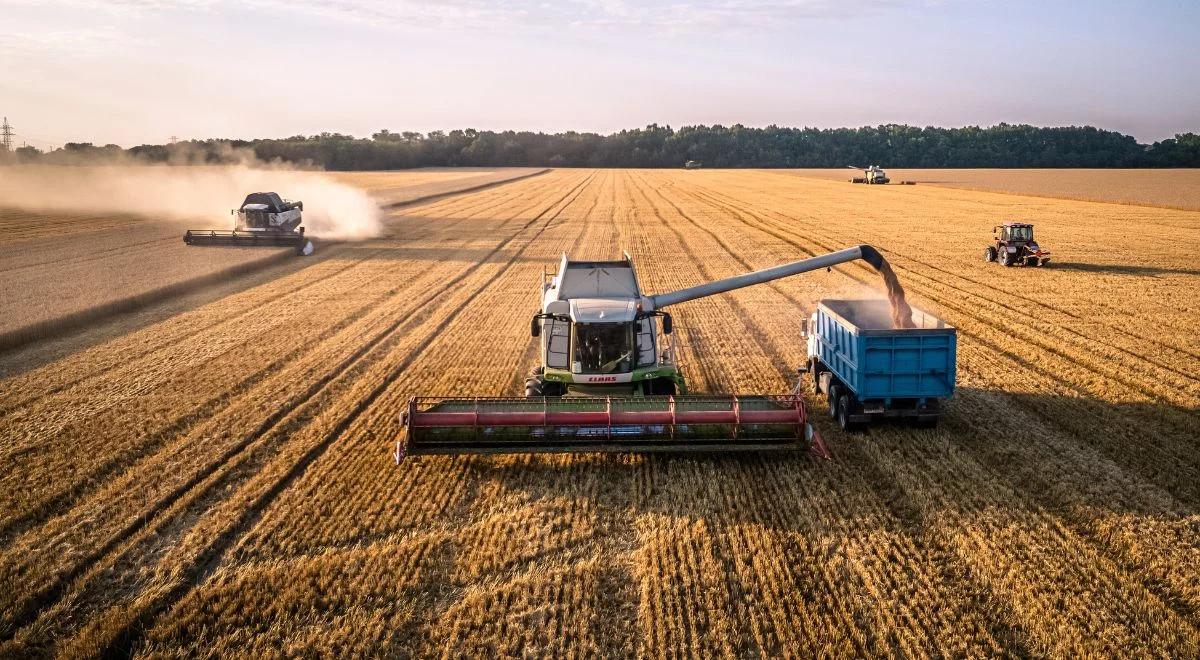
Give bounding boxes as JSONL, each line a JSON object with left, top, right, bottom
{"left": 1, "top": 169, "right": 1197, "bottom": 656}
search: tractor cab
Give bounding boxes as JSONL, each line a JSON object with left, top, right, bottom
{"left": 997, "top": 223, "right": 1034, "bottom": 243}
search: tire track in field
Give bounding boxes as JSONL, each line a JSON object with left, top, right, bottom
{"left": 635, "top": 172, "right": 1026, "bottom": 651}
{"left": 0, "top": 190, "right": 554, "bottom": 488}
{"left": 624, "top": 172, "right": 799, "bottom": 393}
{"left": 0, "top": 171, "right": 561, "bottom": 415}
{"left": 0, "top": 242, "right": 495, "bottom": 641}
{"left": 380, "top": 168, "right": 550, "bottom": 212}
{"left": 659, "top": 175, "right": 1200, "bottom": 624}
{"left": 0, "top": 235, "right": 177, "bottom": 275}
{"left": 0, "top": 172, "right": 597, "bottom": 648}
{"left": 1, "top": 168, "right": 552, "bottom": 374}
{"left": 773, "top": 199, "right": 1200, "bottom": 384}
{"left": 0, "top": 243, "right": 357, "bottom": 415}
{"left": 0, "top": 237, "right": 501, "bottom": 542}
{"left": 678, "top": 180, "right": 1200, "bottom": 487}
{"left": 881, "top": 248, "right": 1200, "bottom": 371}
{"left": 716, "top": 174, "right": 1200, "bottom": 363}
{"left": 664, "top": 175, "right": 1199, "bottom": 520}
{"left": 505, "top": 171, "right": 609, "bottom": 395}
{"left": 946, "top": 352, "right": 1200, "bottom": 623}
{"left": 83, "top": 172, "right": 597, "bottom": 657}
{"left": 382, "top": 170, "right": 557, "bottom": 228}
{"left": 241, "top": 176, "right": 612, "bottom": 561}
{"left": 677, "top": 182, "right": 1200, "bottom": 428}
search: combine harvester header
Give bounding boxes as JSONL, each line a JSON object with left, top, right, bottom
{"left": 184, "top": 192, "right": 314, "bottom": 255}
{"left": 396, "top": 245, "right": 903, "bottom": 462}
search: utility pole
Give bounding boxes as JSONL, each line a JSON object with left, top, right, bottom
{"left": 169, "top": 135, "right": 179, "bottom": 145}
{"left": 0, "top": 117, "right": 13, "bottom": 152}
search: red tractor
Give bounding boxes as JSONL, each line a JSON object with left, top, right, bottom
{"left": 984, "top": 222, "right": 1050, "bottom": 267}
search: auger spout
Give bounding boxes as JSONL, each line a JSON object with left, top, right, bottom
{"left": 643, "top": 245, "right": 881, "bottom": 311}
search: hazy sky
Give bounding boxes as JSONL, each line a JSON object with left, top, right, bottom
{"left": 2, "top": 0, "right": 1197, "bottom": 148}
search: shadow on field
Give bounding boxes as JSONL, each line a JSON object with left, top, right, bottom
{"left": 0, "top": 237, "right": 546, "bottom": 378}
{"left": 0, "top": 245, "right": 329, "bottom": 378}
{"left": 1050, "top": 261, "right": 1200, "bottom": 277}
{"left": 330, "top": 243, "right": 545, "bottom": 264}
{"left": 443, "top": 385, "right": 1200, "bottom": 527}
{"left": 945, "top": 387, "right": 1200, "bottom": 509}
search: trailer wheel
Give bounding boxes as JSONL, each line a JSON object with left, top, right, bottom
{"left": 837, "top": 394, "right": 860, "bottom": 432}
{"left": 827, "top": 384, "right": 841, "bottom": 418}
{"left": 984, "top": 247, "right": 997, "bottom": 262}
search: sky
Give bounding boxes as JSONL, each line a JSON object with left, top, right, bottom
{"left": 1, "top": 0, "right": 1197, "bottom": 149}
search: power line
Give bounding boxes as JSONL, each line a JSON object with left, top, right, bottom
{"left": 1, "top": 117, "right": 13, "bottom": 152}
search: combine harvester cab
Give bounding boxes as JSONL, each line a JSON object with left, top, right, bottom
{"left": 184, "top": 192, "right": 314, "bottom": 255}
{"left": 396, "top": 245, "right": 911, "bottom": 463}
{"left": 803, "top": 300, "right": 956, "bottom": 430}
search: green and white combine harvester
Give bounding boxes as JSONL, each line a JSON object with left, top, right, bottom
{"left": 396, "top": 245, "right": 893, "bottom": 462}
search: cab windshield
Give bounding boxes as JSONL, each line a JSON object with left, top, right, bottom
{"left": 1007, "top": 226, "right": 1032, "bottom": 241}
{"left": 572, "top": 322, "right": 634, "bottom": 374}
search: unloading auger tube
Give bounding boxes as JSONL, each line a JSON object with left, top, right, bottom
{"left": 394, "top": 245, "right": 888, "bottom": 462}
{"left": 641, "top": 245, "right": 884, "bottom": 311}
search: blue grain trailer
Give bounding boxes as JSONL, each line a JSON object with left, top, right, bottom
{"left": 800, "top": 299, "right": 956, "bottom": 430}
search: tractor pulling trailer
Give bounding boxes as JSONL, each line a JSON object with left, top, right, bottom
{"left": 396, "top": 244, "right": 957, "bottom": 462}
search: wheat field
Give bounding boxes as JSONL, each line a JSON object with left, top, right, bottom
{"left": 1, "top": 169, "right": 1198, "bottom": 657}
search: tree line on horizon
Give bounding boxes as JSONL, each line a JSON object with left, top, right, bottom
{"left": 6, "top": 123, "right": 1199, "bottom": 169}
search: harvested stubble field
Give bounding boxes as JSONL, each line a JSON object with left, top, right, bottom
{"left": 0, "top": 167, "right": 542, "bottom": 349}
{"left": 1, "top": 168, "right": 1198, "bottom": 657}
{"left": 326, "top": 167, "right": 547, "bottom": 206}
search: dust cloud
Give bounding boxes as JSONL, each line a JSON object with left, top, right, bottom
{"left": 0, "top": 163, "right": 382, "bottom": 240}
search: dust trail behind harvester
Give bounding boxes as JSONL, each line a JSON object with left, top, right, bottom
{"left": 0, "top": 163, "right": 382, "bottom": 240}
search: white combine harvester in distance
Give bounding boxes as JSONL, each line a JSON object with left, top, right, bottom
{"left": 184, "top": 192, "right": 314, "bottom": 255}
{"left": 847, "top": 165, "right": 916, "bottom": 185}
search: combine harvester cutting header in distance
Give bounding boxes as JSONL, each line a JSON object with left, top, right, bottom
{"left": 184, "top": 192, "right": 314, "bottom": 255}
{"left": 848, "top": 165, "right": 916, "bottom": 185}
{"left": 395, "top": 244, "right": 950, "bottom": 462}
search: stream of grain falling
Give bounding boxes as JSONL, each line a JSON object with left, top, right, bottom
{"left": 876, "top": 257, "right": 916, "bottom": 328}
